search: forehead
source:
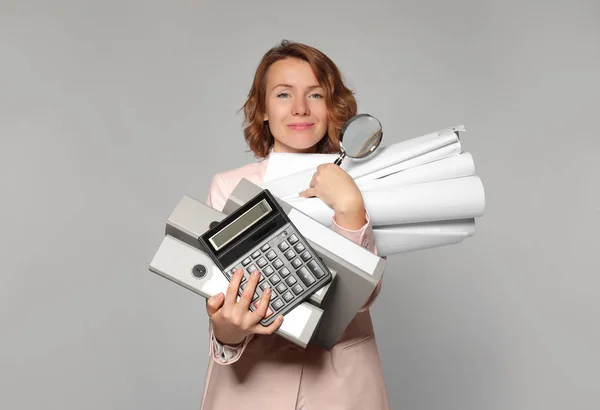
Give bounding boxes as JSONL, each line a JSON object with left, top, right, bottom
{"left": 266, "top": 58, "right": 321, "bottom": 88}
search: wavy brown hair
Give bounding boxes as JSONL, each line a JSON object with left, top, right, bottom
{"left": 241, "top": 40, "right": 358, "bottom": 158}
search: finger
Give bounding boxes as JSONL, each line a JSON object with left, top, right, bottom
{"left": 250, "top": 287, "right": 274, "bottom": 321}
{"left": 298, "top": 187, "right": 316, "bottom": 198}
{"left": 238, "top": 270, "right": 260, "bottom": 310}
{"left": 224, "top": 268, "right": 244, "bottom": 306}
{"left": 253, "top": 314, "right": 284, "bottom": 335}
{"left": 206, "top": 293, "right": 224, "bottom": 317}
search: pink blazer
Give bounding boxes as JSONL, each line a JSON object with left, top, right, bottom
{"left": 200, "top": 156, "right": 389, "bottom": 410}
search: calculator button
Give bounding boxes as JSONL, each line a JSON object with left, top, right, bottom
{"left": 291, "top": 258, "right": 302, "bottom": 269}
{"left": 275, "top": 283, "right": 287, "bottom": 293}
{"left": 297, "top": 266, "right": 316, "bottom": 287}
{"left": 273, "top": 259, "right": 284, "bottom": 269}
{"left": 279, "top": 267, "right": 291, "bottom": 278}
{"left": 253, "top": 292, "right": 259, "bottom": 301}
{"left": 240, "top": 282, "right": 247, "bottom": 290}
{"left": 247, "top": 264, "right": 258, "bottom": 274}
{"left": 263, "top": 265, "right": 274, "bottom": 276}
{"left": 285, "top": 276, "right": 297, "bottom": 286}
{"left": 278, "top": 241, "right": 289, "bottom": 251}
{"left": 294, "top": 243, "right": 305, "bottom": 253}
{"left": 261, "top": 243, "right": 271, "bottom": 252}
{"left": 251, "top": 250, "right": 261, "bottom": 259}
{"left": 260, "top": 282, "right": 271, "bottom": 291}
{"left": 284, "top": 249, "right": 295, "bottom": 260}
{"left": 242, "top": 257, "right": 252, "bottom": 266}
{"left": 270, "top": 274, "right": 281, "bottom": 285}
{"left": 283, "top": 291, "right": 294, "bottom": 302}
{"left": 266, "top": 250, "right": 277, "bottom": 260}
{"left": 300, "top": 251, "right": 311, "bottom": 262}
{"left": 257, "top": 257, "right": 268, "bottom": 268}
{"left": 288, "top": 234, "right": 298, "bottom": 244}
{"left": 292, "top": 284, "right": 303, "bottom": 295}
{"left": 307, "top": 260, "right": 326, "bottom": 278}
{"left": 271, "top": 298, "right": 284, "bottom": 311}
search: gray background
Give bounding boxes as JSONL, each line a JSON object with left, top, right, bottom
{"left": 1, "top": 0, "right": 599, "bottom": 409}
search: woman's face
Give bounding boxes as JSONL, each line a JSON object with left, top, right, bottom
{"left": 263, "top": 58, "right": 329, "bottom": 154}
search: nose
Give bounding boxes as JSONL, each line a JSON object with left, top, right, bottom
{"left": 292, "top": 98, "right": 309, "bottom": 116}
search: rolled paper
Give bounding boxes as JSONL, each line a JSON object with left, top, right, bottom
{"left": 261, "top": 126, "right": 463, "bottom": 198}
{"left": 284, "top": 176, "right": 485, "bottom": 226}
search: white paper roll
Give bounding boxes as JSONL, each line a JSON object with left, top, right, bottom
{"left": 285, "top": 176, "right": 486, "bottom": 226}
{"left": 261, "top": 127, "right": 464, "bottom": 198}
{"left": 374, "top": 231, "right": 470, "bottom": 256}
{"left": 358, "top": 152, "right": 475, "bottom": 192}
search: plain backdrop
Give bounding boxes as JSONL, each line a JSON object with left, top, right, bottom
{"left": 1, "top": 1, "right": 599, "bottom": 409}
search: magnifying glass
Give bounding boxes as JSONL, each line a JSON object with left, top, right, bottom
{"left": 334, "top": 114, "right": 383, "bottom": 166}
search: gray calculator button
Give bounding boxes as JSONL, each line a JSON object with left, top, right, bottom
{"left": 247, "top": 264, "right": 257, "bottom": 274}
{"left": 291, "top": 258, "right": 302, "bottom": 269}
{"left": 270, "top": 274, "right": 281, "bottom": 285}
{"left": 251, "top": 250, "right": 261, "bottom": 259}
{"left": 292, "top": 284, "right": 303, "bottom": 295}
{"left": 276, "top": 283, "right": 287, "bottom": 293}
{"left": 257, "top": 257, "right": 268, "bottom": 268}
{"left": 273, "top": 259, "right": 284, "bottom": 269}
{"left": 253, "top": 292, "right": 259, "bottom": 301}
{"left": 263, "top": 265, "right": 274, "bottom": 276}
{"left": 300, "top": 251, "right": 311, "bottom": 262}
{"left": 279, "top": 267, "right": 291, "bottom": 278}
{"left": 294, "top": 243, "right": 305, "bottom": 253}
{"left": 271, "top": 298, "right": 284, "bottom": 311}
{"left": 284, "top": 249, "right": 295, "bottom": 260}
{"left": 278, "top": 241, "right": 289, "bottom": 251}
{"left": 260, "top": 282, "right": 271, "bottom": 291}
{"left": 240, "top": 282, "right": 247, "bottom": 290}
{"left": 307, "top": 260, "right": 326, "bottom": 278}
{"left": 297, "top": 266, "right": 316, "bottom": 287}
{"left": 266, "top": 250, "right": 277, "bottom": 260}
{"left": 283, "top": 291, "right": 294, "bottom": 302}
{"left": 261, "top": 244, "right": 271, "bottom": 252}
{"left": 288, "top": 234, "right": 299, "bottom": 244}
{"left": 285, "top": 276, "right": 297, "bottom": 286}
{"left": 242, "top": 257, "right": 252, "bottom": 266}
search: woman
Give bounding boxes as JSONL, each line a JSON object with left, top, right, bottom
{"left": 201, "top": 40, "right": 389, "bottom": 410}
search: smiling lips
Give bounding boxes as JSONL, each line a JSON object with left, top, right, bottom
{"left": 288, "top": 123, "right": 314, "bottom": 130}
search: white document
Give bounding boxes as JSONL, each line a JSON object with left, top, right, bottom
{"left": 372, "top": 218, "right": 475, "bottom": 256}
{"left": 284, "top": 176, "right": 485, "bottom": 226}
{"left": 374, "top": 231, "right": 470, "bottom": 255}
{"left": 264, "top": 152, "right": 338, "bottom": 182}
{"left": 261, "top": 126, "right": 464, "bottom": 198}
{"left": 358, "top": 152, "right": 475, "bottom": 191}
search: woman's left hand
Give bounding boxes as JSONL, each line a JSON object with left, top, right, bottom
{"left": 298, "top": 163, "right": 367, "bottom": 230}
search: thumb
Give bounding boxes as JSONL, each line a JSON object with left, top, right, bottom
{"left": 298, "top": 187, "right": 315, "bottom": 198}
{"left": 206, "top": 293, "right": 224, "bottom": 317}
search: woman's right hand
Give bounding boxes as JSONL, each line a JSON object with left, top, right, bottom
{"left": 206, "top": 268, "right": 284, "bottom": 345}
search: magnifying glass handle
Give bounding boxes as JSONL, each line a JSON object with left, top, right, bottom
{"left": 334, "top": 152, "right": 346, "bottom": 166}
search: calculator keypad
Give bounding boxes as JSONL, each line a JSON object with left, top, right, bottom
{"left": 223, "top": 224, "right": 330, "bottom": 325}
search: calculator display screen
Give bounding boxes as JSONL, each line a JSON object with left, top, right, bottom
{"left": 209, "top": 199, "right": 272, "bottom": 251}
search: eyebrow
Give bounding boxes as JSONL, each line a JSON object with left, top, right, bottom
{"left": 271, "top": 84, "right": 323, "bottom": 91}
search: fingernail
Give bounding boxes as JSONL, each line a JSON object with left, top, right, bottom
{"left": 252, "top": 270, "right": 259, "bottom": 277}
{"left": 265, "top": 288, "right": 271, "bottom": 294}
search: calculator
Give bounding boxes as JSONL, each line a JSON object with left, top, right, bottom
{"left": 198, "top": 189, "right": 332, "bottom": 326}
